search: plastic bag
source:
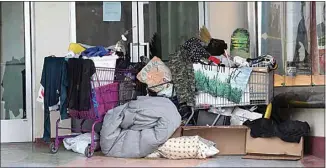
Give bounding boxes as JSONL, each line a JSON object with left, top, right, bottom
{"left": 36, "top": 85, "right": 59, "bottom": 111}
{"left": 36, "top": 85, "right": 44, "bottom": 103}
{"left": 63, "top": 133, "right": 100, "bottom": 154}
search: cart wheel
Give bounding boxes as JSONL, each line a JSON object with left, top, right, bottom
{"left": 84, "top": 145, "right": 94, "bottom": 158}
{"left": 49, "top": 142, "right": 59, "bottom": 154}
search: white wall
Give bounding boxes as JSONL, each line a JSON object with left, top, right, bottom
{"left": 33, "top": 2, "right": 72, "bottom": 139}
{"left": 207, "top": 2, "right": 248, "bottom": 53}
{"left": 291, "top": 108, "right": 325, "bottom": 137}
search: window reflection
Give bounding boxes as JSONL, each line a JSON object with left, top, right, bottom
{"left": 259, "top": 2, "right": 325, "bottom": 86}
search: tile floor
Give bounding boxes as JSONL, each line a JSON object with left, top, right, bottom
{"left": 1, "top": 143, "right": 324, "bottom": 167}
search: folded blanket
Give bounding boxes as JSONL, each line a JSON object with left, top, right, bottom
{"left": 100, "top": 96, "right": 181, "bottom": 158}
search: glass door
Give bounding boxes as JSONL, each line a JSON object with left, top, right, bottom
{"left": 134, "top": 1, "right": 207, "bottom": 62}
{"left": 1, "top": 2, "right": 33, "bottom": 142}
{"left": 74, "top": 1, "right": 133, "bottom": 48}
{"left": 72, "top": 1, "right": 135, "bottom": 130}
{"left": 72, "top": 1, "right": 206, "bottom": 62}
{"left": 257, "top": 2, "right": 326, "bottom": 86}
{"left": 70, "top": 1, "right": 206, "bottom": 130}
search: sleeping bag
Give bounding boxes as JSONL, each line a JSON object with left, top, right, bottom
{"left": 100, "top": 96, "right": 181, "bottom": 158}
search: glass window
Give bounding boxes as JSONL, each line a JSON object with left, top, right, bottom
{"left": 0, "top": 2, "right": 26, "bottom": 120}
{"left": 75, "top": 1, "right": 133, "bottom": 47}
{"left": 143, "top": 2, "right": 199, "bottom": 61}
{"left": 75, "top": 1, "right": 200, "bottom": 62}
{"left": 258, "top": 2, "right": 325, "bottom": 87}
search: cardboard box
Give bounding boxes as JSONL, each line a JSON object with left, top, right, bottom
{"left": 244, "top": 129, "right": 304, "bottom": 160}
{"left": 170, "top": 127, "right": 182, "bottom": 138}
{"left": 182, "top": 126, "right": 247, "bottom": 155}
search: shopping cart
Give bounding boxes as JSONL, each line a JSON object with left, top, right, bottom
{"left": 49, "top": 67, "right": 137, "bottom": 158}
{"left": 195, "top": 66, "right": 274, "bottom": 108}
{"left": 193, "top": 64, "right": 274, "bottom": 126}
{"left": 147, "top": 65, "right": 274, "bottom": 126}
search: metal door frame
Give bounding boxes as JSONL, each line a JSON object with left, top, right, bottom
{"left": 1, "top": 1, "right": 33, "bottom": 142}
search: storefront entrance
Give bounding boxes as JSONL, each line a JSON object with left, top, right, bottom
{"left": 72, "top": 1, "right": 207, "bottom": 62}
{"left": 70, "top": 1, "right": 207, "bottom": 131}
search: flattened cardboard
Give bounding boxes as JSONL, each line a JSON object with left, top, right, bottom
{"left": 245, "top": 129, "right": 304, "bottom": 160}
{"left": 242, "top": 154, "right": 301, "bottom": 161}
{"left": 182, "top": 126, "right": 247, "bottom": 155}
{"left": 170, "top": 127, "right": 182, "bottom": 138}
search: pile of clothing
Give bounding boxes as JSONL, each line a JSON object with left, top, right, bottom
{"left": 41, "top": 25, "right": 313, "bottom": 160}
{"left": 38, "top": 41, "right": 135, "bottom": 142}
{"left": 39, "top": 54, "right": 116, "bottom": 142}
{"left": 244, "top": 118, "right": 310, "bottom": 143}
{"left": 97, "top": 35, "right": 227, "bottom": 158}
{"left": 40, "top": 31, "right": 224, "bottom": 158}
{"left": 133, "top": 34, "right": 260, "bottom": 124}
{"left": 241, "top": 92, "right": 313, "bottom": 143}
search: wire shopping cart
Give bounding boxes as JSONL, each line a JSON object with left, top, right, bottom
{"left": 147, "top": 64, "right": 274, "bottom": 127}
{"left": 49, "top": 67, "right": 137, "bottom": 158}
{"left": 194, "top": 65, "right": 274, "bottom": 126}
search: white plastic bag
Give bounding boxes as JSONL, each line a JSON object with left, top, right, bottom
{"left": 208, "top": 107, "right": 262, "bottom": 125}
{"left": 233, "top": 56, "right": 250, "bottom": 67}
{"left": 36, "top": 85, "right": 44, "bottom": 103}
{"left": 36, "top": 85, "right": 59, "bottom": 111}
{"left": 230, "top": 107, "right": 262, "bottom": 125}
{"left": 63, "top": 133, "right": 100, "bottom": 154}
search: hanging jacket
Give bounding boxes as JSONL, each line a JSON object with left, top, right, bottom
{"left": 67, "top": 58, "right": 96, "bottom": 111}
{"left": 41, "top": 56, "right": 68, "bottom": 142}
